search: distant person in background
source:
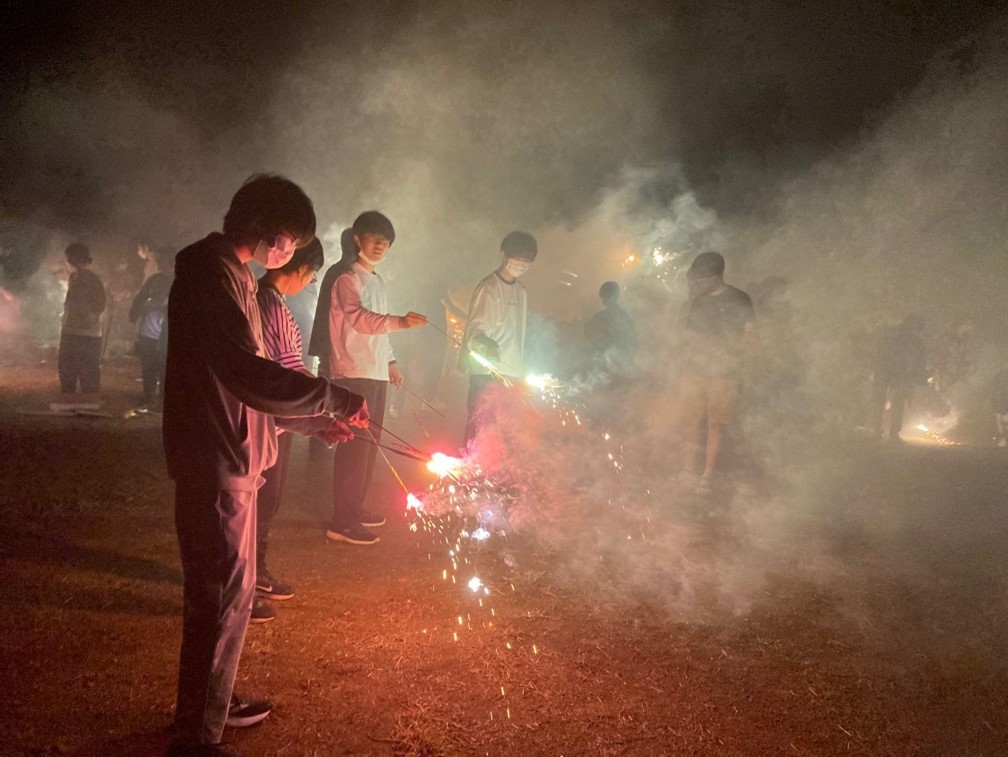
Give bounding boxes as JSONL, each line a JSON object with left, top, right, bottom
{"left": 129, "top": 248, "right": 175, "bottom": 408}
{"left": 251, "top": 238, "right": 326, "bottom": 623}
{"left": 584, "top": 280, "right": 637, "bottom": 371}
{"left": 461, "top": 231, "right": 538, "bottom": 446}
{"left": 869, "top": 315, "right": 928, "bottom": 443}
{"left": 58, "top": 243, "right": 107, "bottom": 395}
{"left": 677, "top": 251, "right": 757, "bottom": 496}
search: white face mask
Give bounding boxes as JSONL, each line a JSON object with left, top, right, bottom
{"left": 359, "top": 250, "right": 383, "bottom": 266}
{"left": 252, "top": 235, "right": 297, "bottom": 269}
{"left": 505, "top": 259, "right": 531, "bottom": 278}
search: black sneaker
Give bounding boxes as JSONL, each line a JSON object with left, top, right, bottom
{"left": 359, "top": 511, "right": 386, "bottom": 528}
{"left": 225, "top": 693, "right": 271, "bottom": 728}
{"left": 249, "top": 597, "right": 276, "bottom": 624}
{"left": 166, "top": 742, "right": 244, "bottom": 757}
{"left": 256, "top": 570, "right": 294, "bottom": 600}
{"left": 326, "top": 525, "right": 379, "bottom": 545}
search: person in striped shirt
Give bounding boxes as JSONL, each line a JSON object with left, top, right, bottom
{"left": 253, "top": 238, "right": 325, "bottom": 622}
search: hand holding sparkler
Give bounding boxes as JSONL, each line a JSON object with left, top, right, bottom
{"left": 399, "top": 311, "right": 429, "bottom": 329}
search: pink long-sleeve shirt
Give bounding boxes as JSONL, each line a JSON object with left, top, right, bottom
{"left": 327, "top": 262, "right": 401, "bottom": 381}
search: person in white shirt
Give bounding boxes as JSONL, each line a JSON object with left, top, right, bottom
{"left": 461, "top": 231, "right": 538, "bottom": 446}
{"left": 324, "top": 211, "right": 428, "bottom": 545}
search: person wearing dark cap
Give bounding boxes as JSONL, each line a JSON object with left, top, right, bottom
{"left": 58, "top": 243, "right": 107, "bottom": 396}
{"left": 461, "top": 231, "right": 538, "bottom": 446}
{"left": 322, "top": 211, "right": 428, "bottom": 546}
{"left": 678, "top": 251, "right": 756, "bottom": 496}
{"left": 163, "top": 174, "right": 369, "bottom": 757}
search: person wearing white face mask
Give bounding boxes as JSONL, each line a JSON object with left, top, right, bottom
{"left": 461, "top": 230, "right": 538, "bottom": 447}
{"left": 163, "top": 174, "right": 369, "bottom": 757}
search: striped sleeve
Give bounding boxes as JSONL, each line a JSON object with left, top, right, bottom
{"left": 257, "top": 287, "right": 304, "bottom": 370}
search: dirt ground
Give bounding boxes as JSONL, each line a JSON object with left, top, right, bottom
{"left": 1, "top": 350, "right": 1007, "bottom": 756}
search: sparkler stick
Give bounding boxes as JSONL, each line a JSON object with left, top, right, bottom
{"left": 365, "top": 426, "right": 411, "bottom": 495}
{"left": 352, "top": 434, "right": 428, "bottom": 462}
{"left": 411, "top": 410, "right": 432, "bottom": 438}
{"left": 398, "top": 383, "right": 445, "bottom": 418}
{"left": 368, "top": 419, "right": 428, "bottom": 458}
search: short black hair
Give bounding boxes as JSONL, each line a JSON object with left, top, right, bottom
{"left": 277, "top": 237, "right": 325, "bottom": 275}
{"left": 689, "top": 251, "right": 725, "bottom": 278}
{"left": 65, "top": 243, "right": 91, "bottom": 266}
{"left": 352, "top": 211, "right": 395, "bottom": 244}
{"left": 223, "top": 174, "right": 316, "bottom": 249}
{"left": 599, "top": 281, "right": 620, "bottom": 302}
{"left": 501, "top": 231, "right": 537, "bottom": 260}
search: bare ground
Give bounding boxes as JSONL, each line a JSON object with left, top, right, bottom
{"left": 1, "top": 352, "right": 1006, "bottom": 756}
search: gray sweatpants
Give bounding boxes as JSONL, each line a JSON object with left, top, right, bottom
{"left": 172, "top": 478, "right": 258, "bottom": 744}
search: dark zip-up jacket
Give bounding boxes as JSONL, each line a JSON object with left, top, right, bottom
{"left": 163, "top": 233, "right": 354, "bottom": 490}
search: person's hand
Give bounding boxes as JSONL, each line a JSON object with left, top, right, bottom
{"left": 341, "top": 392, "right": 370, "bottom": 428}
{"left": 400, "top": 311, "right": 429, "bottom": 329}
{"left": 388, "top": 361, "right": 405, "bottom": 387}
{"left": 472, "top": 334, "right": 501, "bottom": 362}
{"left": 319, "top": 417, "right": 355, "bottom": 445}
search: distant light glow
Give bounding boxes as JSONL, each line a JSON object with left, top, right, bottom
{"left": 467, "top": 576, "right": 483, "bottom": 592}
{"left": 471, "top": 527, "right": 491, "bottom": 541}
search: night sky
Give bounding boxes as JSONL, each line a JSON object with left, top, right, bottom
{"left": 0, "top": 1, "right": 1004, "bottom": 290}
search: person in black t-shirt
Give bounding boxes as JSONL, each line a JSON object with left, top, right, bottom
{"left": 678, "top": 252, "right": 756, "bottom": 495}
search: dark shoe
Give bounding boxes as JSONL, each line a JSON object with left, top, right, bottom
{"left": 166, "top": 741, "right": 244, "bottom": 756}
{"left": 225, "top": 693, "right": 271, "bottom": 728}
{"left": 326, "top": 525, "right": 379, "bottom": 545}
{"left": 250, "top": 596, "right": 276, "bottom": 623}
{"left": 359, "top": 511, "right": 386, "bottom": 528}
{"left": 256, "top": 569, "right": 294, "bottom": 600}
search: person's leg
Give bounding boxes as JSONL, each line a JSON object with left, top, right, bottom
{"left": 889, "top": 384, "right": 908, "bottom": 440}
{"left": 678, "top": 373, "right": 707, "bottom": 478}
{"left": 700, "top": 378, "right": 740, "bottom": 487}
{"left": 257, "top": 432, "right": 293, "bottom": 579}
{"left": 358, "top": 381, "right": 387, "bottom": 521}
{"left": 57, "top": 332, "right": 76, "bottom": 393}
{"left": 137, "top": 336, "right": 158, "bottom": 404}
{"left": 79, "top": 336, "right": 102, "bottom": 394}
{"left": 463, "top": 374, "right": 496, "bottom": 448}
{"left": 330, "top": 379, "right": 379, "bottom": 533}
{"left": 172, "top": 480, "right": 257, "bottom": 746}
{"left": 869, "top": 374, "right": 889, "bottom": 437}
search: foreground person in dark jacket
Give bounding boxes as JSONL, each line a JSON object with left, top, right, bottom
{"left": 163, "top": 175, "right": 368, "bottom": 757}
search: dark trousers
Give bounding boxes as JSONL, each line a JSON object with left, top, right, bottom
{"left": 58, "top": 332, "right": 101, "bottom": 394}
{"left": 256, "top": 432, "right": 293, "bottom": 574}
{"left": 871, "top": 375, "right": 910, "bottom": 439}
{"left": 172, "top": 478, "right": 257, "bottom": 745}
{"left": 463, "top": 373, "right": 500, "bottom": 447}
{"left": 135, "top": 335, "right": 165, "bottom": 403}
{"left": 331, "top": 378, "right": 387, "bottom": 529}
